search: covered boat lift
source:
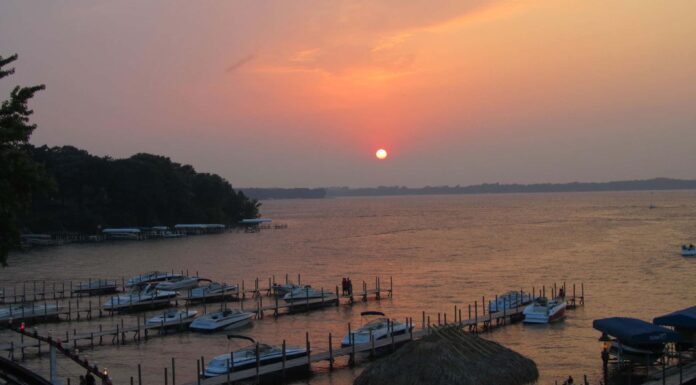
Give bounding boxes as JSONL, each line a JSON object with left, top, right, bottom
{"left": 593, "top": 317, "right": 680, "bottom": 365}
{"left": 654, "top": 306, "right": 696, "bottom": 349}
{"left": 239, "top": 218, "right": 272, "bottom": 233}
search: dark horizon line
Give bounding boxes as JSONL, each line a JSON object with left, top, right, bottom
{"left": 240, "top": 177, "right": 696, "bottom": 191}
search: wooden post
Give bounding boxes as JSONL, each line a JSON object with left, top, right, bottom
{"left": 172, "top": 357, "right": 176, "bottom": 385}
{"left": 348, "top": 322, "right": 355, "bottom": 366}
{"left": 164, "top": 367, "right": 168, "bottom": 385}
{"left": 306, "top": 332, "right": 311, "bottom": 366}
{"left": 282, "top": 340, "right": 287, "bottom": 378}
{"left": 196, "top": 360, "right": 200, "bottom": 385}
{"left": 255, "top": 342, "right": 260, "bottom": 384}
{"left": 138, "top": 363, "right": 142, "bottom": 385}
{"left": 329, "top": 333, "right": 334, "bottom": 370}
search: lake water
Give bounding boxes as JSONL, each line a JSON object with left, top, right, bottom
{"left": 2, "top": 191, "right": 696, "bottom": 384}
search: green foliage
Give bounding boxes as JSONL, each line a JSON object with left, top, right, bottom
{"left": 0, "top": 54, "right": 47, "bottom": 266}
{"left": 22, "top": 145, "right": 260, "bottom": 233}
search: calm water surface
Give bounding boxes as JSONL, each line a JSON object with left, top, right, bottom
{"left": 2, "top": 191, "right": 696, "bottom": 384}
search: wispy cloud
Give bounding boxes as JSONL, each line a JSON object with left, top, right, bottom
{"left": 226, "top": 55, "right": 255, "bottom": 73}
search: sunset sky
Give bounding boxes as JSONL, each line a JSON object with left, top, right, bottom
{"left": 1, "top": 1, "right": 695, "bottom": 187}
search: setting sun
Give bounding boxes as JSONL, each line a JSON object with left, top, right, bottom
{"left": 376, "top": 148, "right": 388, "bottom": 160}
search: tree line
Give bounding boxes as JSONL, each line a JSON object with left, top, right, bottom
{"left": 21, "top": 145, "right": 260, "bottom": 234}
{"left": 1, "top": 53, "right": 258, "bottom": 265}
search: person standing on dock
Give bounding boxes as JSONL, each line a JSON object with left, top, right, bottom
{"left": 563, "top": 375, "right": 574, "bottom": 385}
{"left": 347, "top": 277, "right": 353, "bottom": 295}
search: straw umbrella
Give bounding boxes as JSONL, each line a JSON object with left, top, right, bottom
{"left": 354, "top": 325, "right": 538, "bottom": 385}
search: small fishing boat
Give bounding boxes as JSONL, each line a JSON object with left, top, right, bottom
{"left": 102, "top": 283, "right": 177, "bottom": 311}
{"left": 146, "top": 309, "right": 198, "bottom": 328}
{"left": 126, "top": 271, "right": 183, "bottom": 287}
{"left": 0, "top": 303, "right": 62, "bottom": 322}
{"left": 189, "top": 309, "right": 254, "bottom": 332}
{"left": 523, "top": 297, "right": 566, "bottom": 324}
{"left": 187, "top": 282, "right": 239, "bottom": 301}
{"left": 72, "top": 280, "right": 119, "bottom": 295}
{"left": 341, "top": 311, "right": 410, "bottom": 347}
{"left": 283, "top": 286, "right": 334, "bottom": 303}
{"left": 204, "top": 336, "right": 308, "bottom": 377}
{"left": 155, "top": 276, "right": 202, "bottom": 291}
{"left": 488, "top": 291, "right": 535, "bottom": 313}
{"left": 681, "top": 244, "right": 696, "bottom": 257}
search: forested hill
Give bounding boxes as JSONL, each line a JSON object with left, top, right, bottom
{"left": 21, "top": 145, "right": 259, "bottom": 234}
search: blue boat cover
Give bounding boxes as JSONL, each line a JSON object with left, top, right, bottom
{"left": 593, "top": 317, "right": 681, "bottom": 345}
{"left": 653, "top": 306, "right": 696, "bottom": 329}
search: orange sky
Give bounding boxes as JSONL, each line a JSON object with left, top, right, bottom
{"left": 1, "top": 0, "right": 695, "bottom": 187}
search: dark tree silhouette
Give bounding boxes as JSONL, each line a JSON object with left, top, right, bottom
{"left": 0, "top": 54, "right": 47, "bottom": 266}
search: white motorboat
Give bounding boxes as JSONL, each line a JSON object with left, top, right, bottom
{"left": 103, "top": 283, "right": 177, "bottom": 311}
{"left": 73, "top": 280, "right": 119, "bottom": 295}
{"left": 283, "top": 286, "right": 334, "bottom": 303}
{"left": 146, "top": 309, "right": 198, "bottom": 328}
{"left": 341, "top": 311, "right": 409, "bottom": 346}
{"left": 204, "top": 339, "right": 308, "bottom": 377}
{"left": 189, "top": 309, "right": 254, "bottom": 332}
{"left": 0, "top": 303, "right": 62, "bottom": 322}
{"left": 681, "top": 244, "right": 696, "bottom": 257}
{"left": 272, "top": 283, "right": 302, "bottom": 296}
{"left": 489, "top": 291, "right": 535, "bottom": 313}
{"left": 155, "top": 276, "right": 201, "bottom": 291}
{"left": 523, "top": 297, "right": 566, "bottom": 324}
{"left": 126, "top": 271, "right": 182, "bottom": 287}
{"left": 187, "top": 282, "right": 239, "bottom": 301}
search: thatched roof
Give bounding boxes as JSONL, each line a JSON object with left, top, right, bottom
{"left": 353, "top": 326, "right": 538, "bottom": 385}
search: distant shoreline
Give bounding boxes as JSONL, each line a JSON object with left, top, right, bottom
{"left": 242, "top": 178, "right": 696, "bottom": 200}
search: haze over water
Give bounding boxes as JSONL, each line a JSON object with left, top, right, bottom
{"left": 2, "top": 191, "right": 696, "bottom": 384}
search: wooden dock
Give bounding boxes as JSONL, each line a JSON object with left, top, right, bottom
{"left": 185, "top": 292, "right": 586, "bottom": 385}
{"left": 0, "top": 277, "right": 392, "bottom": 359}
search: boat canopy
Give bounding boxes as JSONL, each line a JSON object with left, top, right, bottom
{"left": 102, "top": 228, "right": 141, "bottom": 233}
{"left": 239, "top": 218, "right": 272, "bottom": 225}
{"left": 361, "top": 311, "right": 386, "bottom": 317}
{"left": 593, "top": 317, "right": 681, "bottom": 345}
{"left": 653, "top": 306, "right": 696, "bottom": 329}
{"left": 174, "top": 224, "right": 225, "bottom": 229}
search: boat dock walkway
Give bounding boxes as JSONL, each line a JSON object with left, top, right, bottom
{"left": 185, "top": 286, "right": 585, "bottom": 385}
{"left": 0, "top": 278, "right": 391, "bottom": 359}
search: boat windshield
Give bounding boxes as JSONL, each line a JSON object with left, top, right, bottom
{"left": 361, "top": 318, "right": 390, "bottom": 331}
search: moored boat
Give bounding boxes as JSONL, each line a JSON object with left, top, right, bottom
{"left": 0, "top": 303, "right": 62, "bottom": 322}
{"left": 186, "top": 282, "right": 239, "bottom": 301}
{"left": 523, "top": 297, "right": 566, "bottom": 324}
{"left": 681, "top": 244, "right": 696, "bottom": 257}
{"left": 204, "top": 339, "right": 308, "bottom": 377}
{"left": 103, "top": 283, "right": 177, "bottom": 311}
{"left": 155, "top": 276, "right": 202, "bottom": 291}
{"left": 189, "top": 309, "right": 254, "bottom": 332}
{"left": 283, "top": 286, "right": 335, "bottom": 303}
{"left": 272, "top": 283, "right": 302, "bottom": 296}
{"left": 341, "top": 311, "right": 410, "bottom": 347}
{"left": 147, "top": 309, "right": 198, "bottom": 328}
{"left": 126, "top": 271, "right": 183, "bottom": 287}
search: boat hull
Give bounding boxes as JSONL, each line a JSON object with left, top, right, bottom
{"left": 523, "top": 300, "right": 566, "bottom": 324}
{"left": 189, "top": 312, "right": 254, "bottom": 332}
{"left": 204, "top": 350, "right": 308, "bottom": 377}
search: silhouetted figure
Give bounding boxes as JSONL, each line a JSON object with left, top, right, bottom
{"left": 85, "top": 372, "right": 96, "bottom": 385}
{"left": 564, "top": 375, "right": 574, "bottom": 385}
{"left": 347, "top": 277, "right": 353, "bottom": 295}
{"left": 79, "top": 375, "right": 86, "bottom": 385}
{"left": 559, "top": 287, "right": 565, "bottom": 298}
